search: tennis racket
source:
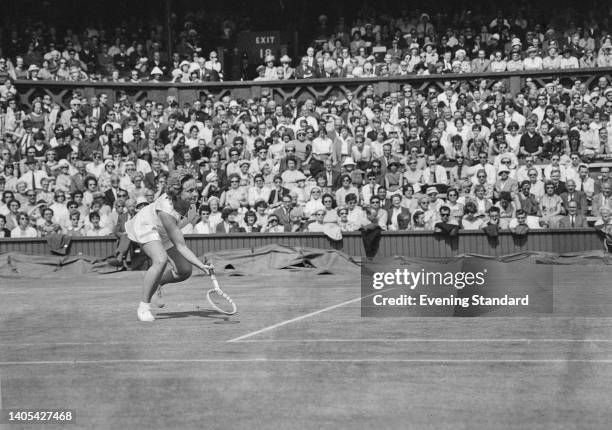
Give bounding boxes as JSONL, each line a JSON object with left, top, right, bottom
{"left": 206, "top": 269, "right": 237, "bottom": 315}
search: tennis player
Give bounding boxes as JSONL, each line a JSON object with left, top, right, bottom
{"left": 126, "top": 168, "right": 212, "bottom": 322}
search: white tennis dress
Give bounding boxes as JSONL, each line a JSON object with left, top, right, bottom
{"left": 125, "top": 193, "right": 182, "bottom": 250}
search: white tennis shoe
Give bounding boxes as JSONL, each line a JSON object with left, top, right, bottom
{"left": 137, "top": 302, "right": 155, "bottom": 322}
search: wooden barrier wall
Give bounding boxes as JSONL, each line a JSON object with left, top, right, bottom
{"left": 14, "top": 67, "right": 612, "bottom": 110}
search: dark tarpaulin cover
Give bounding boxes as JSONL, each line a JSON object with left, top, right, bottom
{"left": 0, "top": 252, "right": 124, "bottom": 278}
{"left": 1, "top": 247, "right": 610, "bottom": 278}
{"left": 200, "top": 244, "right": 360, "bottom": 276}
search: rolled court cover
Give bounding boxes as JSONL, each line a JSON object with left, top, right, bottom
{"left": 1, "top": 245, "right": 610, "bottom": 278}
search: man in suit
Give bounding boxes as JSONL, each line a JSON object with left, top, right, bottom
{"left": 69, "top": 161, "right": 88, "bottom": 193}
{"left": 558, "top": 200, "right": 588, "bottom": 228}
{"left": 422, "top": 155, "right": 449, "bottom": 194}
{"left": 144, "top": 158, "right": 164, "bottom": 191}
{"left": 82, "top": 95, "right": 108, "bottom": 122}
{"left": 321, "top": 158, "right": 340, "bottom": 190}
{"left": 215, "top": 208, "right": 240, "bottom": 233}
{"left": 201, "top": 157, "right": 227, "bottom": 190}
{"left": 19, "top": 157, "right": 48, "bottom": 191}
{"left": 273, "top": 194, "right": 293, "bottom": 231}
{"left": 471, "top": 49, "right": 491, "bottom": 73}
{"left": 294, "top": 56, "right": 314, "bottom": 79}
{"left": 377, "top": 143, "right": 401, "bottom": 176}
{"left": 59, "top": 98, "right": 84, "bottom": 128}
{"left": 591, "top": 183, "right": 612, "bottom": 217}
{"left": 560, "top": 179, "right": 588, "bottom": 216}
{"left": 159, "top": 114, "right": 179, "bottom": 145}
{"left": 104, "top": 175, "right": 123, "bottom": 207}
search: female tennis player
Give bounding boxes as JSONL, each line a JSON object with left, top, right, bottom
{"left": 126, "top": 168, "right": 213, "bottom": 322}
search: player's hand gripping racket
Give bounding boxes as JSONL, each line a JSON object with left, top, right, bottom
{"left": 206, "top": 267, "right": 237, "bottom": 315}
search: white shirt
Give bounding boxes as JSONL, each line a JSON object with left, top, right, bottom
{"left": 247, "top": 186, "right": 271, "bottom": 207}
{"left": 19, "top": 170, "right": 49, "bottom": 191}
{"left": 312, "top": 137, "right": 333, "bottom": 155}
{"left": 11, "top": 226, "right": 38, "bottom": 237}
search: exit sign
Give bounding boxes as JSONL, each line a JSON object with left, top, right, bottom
{"left": 236, "top": 31, "right": 281, "bottom": 64}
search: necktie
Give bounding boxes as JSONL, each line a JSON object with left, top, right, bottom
{"left": 430, "top": 169, "right": 435, "bottom": 184}
{"left": 571, "top": 216, "right": 575, "bottom": 228}
{"left": 31, "top": 171, "right": 36, "bottom": 191}
{"left": 581, "top": 181, "right": 584, "bottom": 192}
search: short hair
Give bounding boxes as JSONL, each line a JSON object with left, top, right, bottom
{"left": 499, "top": 191, "right": 512, "bottom": 202}
{"left": 516, "top": 209, "right": 526, "bottom": 217}
{"left": 345, "top": 193, "right": 358, "bottom": 204}
{"left": 221, "top": 207, "right": 235, "bottom": 220}
{"left": 0, "top": 214, "right": 6, "bottom": 222}
{"left": 464, "top": 201, "right": 477, "bottom": 214}
{"left": 89, "top": 210, "right": 100, "bottom": 221}
{"left": 488, "top": 206, "right": 500, "bottom": 214}
{"left": 166, "top": 168, "right": 194, "bottom": 199}
{"left": 244, "top": 210, "right": 257, "bottom": 222}
{"left": 254, "top": 200, "right": 268, "bottom": 210}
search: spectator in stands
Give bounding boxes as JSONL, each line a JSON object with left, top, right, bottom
{"left": 10, "top": 211, "right": 37, "bottom": 237}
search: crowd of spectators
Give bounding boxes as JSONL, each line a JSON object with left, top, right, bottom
{"left": 1, "top": 70, "right": 612, "bottom": 241}
{"left": 256, "top": 9, "right": 612, "bottom": 80}
{"left": 3, "top": 6, "right": 612, "bottom": 83}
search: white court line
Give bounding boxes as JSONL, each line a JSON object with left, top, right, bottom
{"left": 234, "top": 338, "right": 612, "bottom": 343}
{"left": 2, "top": 358, "right": 612, "bottom": 365}
{"left": 3, "top": 339, "right": 612, "bottom": 347}
{"left": 227, "top": 295, "right": 367, "bottom": 342}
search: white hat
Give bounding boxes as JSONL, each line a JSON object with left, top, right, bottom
{"left": 280, "top": 55, "right": 292, "bottom": 63}
{"left": 229, "top": 100, "right": 239, "bottom": 108}
{"left": 58, "top": 159, "right": 70, "bottom": 167}
{"left": 150, "top": 66, "right": 163, "bottom": 75}
{"left": 498, "top": 166, "right": 510, "bottom": 175}
{"left": 136, "top": 196, "right": 148, "bottom": 206}
{"left": 27, "top": 64, "right": 39, "bottom": 72}
{"left": 179, "top": 60, "right": 190, "bottom": 69}
{"left": 511, "top": 38, "right": 522, "bottom": 47}
{"left": 264, "top": 55, "right": 275, "bottom": 63}
{"left": 239, "top": 159, "right": 250, "bottom": 167}
{"left": 426, "top": 186, "right": 438, "bottom": 195}
{"left": 491, "top": 33, "right": 500, "bottom": 40}
{"left": 295, "top": 171, "right": 307, "bottom": 182}
{"left": 342, "top": 157, "right": 356, "bottom": 166}
{"left": 205, "top": 172, "right": 218, "bottom": 182}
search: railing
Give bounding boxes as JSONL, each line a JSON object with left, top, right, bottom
{"left": 14, "top": 67, "right": 612, "bottom": 110}
{"left": 0, "top": 229, "right": 604, "bottom": 259}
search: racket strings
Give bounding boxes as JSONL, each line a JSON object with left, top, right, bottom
{"left": 207, "top": 287, "right": 237, "bottom": 315}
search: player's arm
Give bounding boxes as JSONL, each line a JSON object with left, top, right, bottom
{"left": 159, "top": 211, "right": 211, "bottom": 274}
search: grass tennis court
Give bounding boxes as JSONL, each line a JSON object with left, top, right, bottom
{"left": 1, "top": 264, "right": 612, "bottom": 429}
